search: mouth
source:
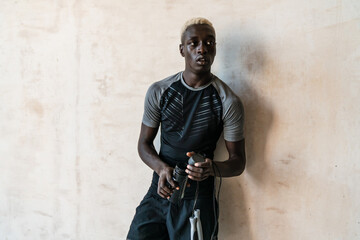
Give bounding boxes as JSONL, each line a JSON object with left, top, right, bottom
{"left": 196, "top": 56, "right": 209, "bottom": 65}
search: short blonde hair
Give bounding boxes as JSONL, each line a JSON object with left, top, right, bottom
{"left": 180, "top": 17, "right": 215, "bottom": 43}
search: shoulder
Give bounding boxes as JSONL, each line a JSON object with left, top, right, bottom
{"left": 211, "top": 75, "right": 242, "bottom": 104}
{"left": 148, "top": 72, "right": 182, "bottom": 93}
{"left": 212, "top": 76, "right": 245, "bottom": 141}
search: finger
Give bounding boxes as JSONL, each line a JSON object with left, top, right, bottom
{"left": 187, "top": 164, "right": 203, "bottom": 171}
{"left": 186, "top": 165, "right": 204, "bottom": 174}
{"left": 168, "top": 178, "right": 177, "bottom": 189}
{"left": 187, "top": 168, "right": 211, "bottom": 181}
{"left": 194, "top": 158, "right": 212, "bottom": 167}
{"left": 158, "top": 187, "right": 167, "bottom": 198}
{"left": 187, "top": 165, "right": 211, "bottom": 176}
{"left": 186, "top": 168, "right": 204, "bottom": 179}
{"left": 159, "top": 188, "right": 171, "bottom": 199}
{"left": 205, "top": 158, "right": 213, "bottom": 165}
{"left": 159, "top": 179, "right": 173, "bottom": 195}
{"left": 161, "top": 184, "right": 174, "bottom": 195}
{"left": 193, "top": 162, "right": 211, "bottom": 168}
{"left": 188, "top": 174, "right": 206, "bottom": 181}
{"left": 163, "top": 186, "right": 173, "bottom": 195}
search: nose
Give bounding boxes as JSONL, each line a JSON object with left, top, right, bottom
{"left": 197, "top": 41, "right": 208, "bottom": 54}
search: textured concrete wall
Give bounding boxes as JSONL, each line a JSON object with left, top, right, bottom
{"left": 1, "top": 0, "right": 359, "bottom": 239}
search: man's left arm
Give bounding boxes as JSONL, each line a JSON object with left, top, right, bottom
{"left": 186, "top": 139, "right": 246, "bottom": 180}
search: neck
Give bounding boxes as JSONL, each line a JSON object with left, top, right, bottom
{"left": 182, "top": 70, "right": 213, "bottom": 88}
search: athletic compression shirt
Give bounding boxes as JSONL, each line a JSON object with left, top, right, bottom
{"left": 142, "top": 72, "right": 244, "bottom": 198}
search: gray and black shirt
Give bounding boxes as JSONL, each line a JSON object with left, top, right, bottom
{"left": 143, "top": 72, "right": 244, "bottom": 198}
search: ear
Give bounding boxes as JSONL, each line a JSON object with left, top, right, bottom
{"left": 179, "top": 44, "right": 185, "bottom": 57}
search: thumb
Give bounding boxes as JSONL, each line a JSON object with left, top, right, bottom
{"left": 186, "top": 151, "right": 195, "bottom": 157}
{"left": 167, "top": 174, "right": 175, "bottom": 188}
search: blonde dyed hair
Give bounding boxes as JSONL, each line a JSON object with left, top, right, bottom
{"left": 180, "top": 17, "right": 215, "bottom": 43}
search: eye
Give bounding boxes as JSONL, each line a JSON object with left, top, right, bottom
{"left": 189, "top": 41, "right": 197, "bottom": 46}
{"left": 206, "top": 40, "right": 215, "bottom": 46}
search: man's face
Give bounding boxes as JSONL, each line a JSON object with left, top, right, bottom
{"left": 180, "top": 24, "right": 216, "bottom": 74}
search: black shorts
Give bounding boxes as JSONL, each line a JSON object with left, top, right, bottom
{"left": 127, "top": 191, "right": 218, "bottom": 240}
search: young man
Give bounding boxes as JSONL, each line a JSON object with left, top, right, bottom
{"left": 127, "top": 18, "right": 246, "bottom": 240}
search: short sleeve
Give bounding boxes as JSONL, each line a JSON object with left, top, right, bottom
{"left": 223, "top": 95, "right": 245, "bottom": 142}
{"left": 142, "top": 83, "right": 162, "bottom": 128}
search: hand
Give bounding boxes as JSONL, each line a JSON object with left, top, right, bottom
{"left": 157, "top": 166, "right": 178, "bottom": 199}
{"left": 185, "top": 152, "right": 213, "bottom": 181}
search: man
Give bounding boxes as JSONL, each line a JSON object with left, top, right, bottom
{"left": 127, "top": 17, "right": 246, "bottom": 240}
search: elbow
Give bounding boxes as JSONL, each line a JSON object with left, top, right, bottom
{"left": 137, "top": 139, "right": 142, "bottom": 155}
{"left": 234, "top": 157, "right": 246, "bottom": 176}
{"left": 137, "top": 139, "right": 147, "bottom": 157}
{"left": 137, "top": 138, "right": 154, "bottom": 158}
{"left": 233, "top": 165, "right": 245, "bottom": 176}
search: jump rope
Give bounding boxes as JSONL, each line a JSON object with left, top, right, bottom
{"left": 190, "top": 158, "right": 222, "bottom": 240}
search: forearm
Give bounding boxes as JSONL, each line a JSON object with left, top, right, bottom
{"left": 211, "top": 139, "right": 246, "bottom": 177}
{"left": 137, "top": 124, "right": 177, "bottom": 198}
{"left": 212, "top": 157, "right": 245, "bottom": 177}
{"left": 138, "top": 141, "right": 169, "bottom": 175}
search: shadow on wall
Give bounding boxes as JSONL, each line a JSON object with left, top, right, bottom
{"left": 214, "top": 26, "right": 273, "bottom": 239}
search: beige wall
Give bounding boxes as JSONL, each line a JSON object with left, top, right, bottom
{"left": 1, "top": 0, "right": 360, "bottom": 239}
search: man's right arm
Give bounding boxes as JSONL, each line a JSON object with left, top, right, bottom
{"left": 137, "top": 123, "right": 176, "bottom": 199}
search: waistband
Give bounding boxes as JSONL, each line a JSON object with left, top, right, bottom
{"left": 149, "top": 171, "right": 214, "bottom": 199}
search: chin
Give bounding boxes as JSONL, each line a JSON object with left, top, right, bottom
{"left": 196, "top": 67, "right": 212, "bottom": 73}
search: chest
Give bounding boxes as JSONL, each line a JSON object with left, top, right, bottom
{"left": 159, "top": 83, "right": 223, "bottom": 137}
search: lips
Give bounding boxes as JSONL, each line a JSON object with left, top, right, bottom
{"left": 196, "top": 56, "right": 209, "bottom": 65}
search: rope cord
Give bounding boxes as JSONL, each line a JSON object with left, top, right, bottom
{"left": 192, "top": 181, "right": 200, "bottom": 215}
{"left": 211, "top": 162, "right": 222, "bottom": 240}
